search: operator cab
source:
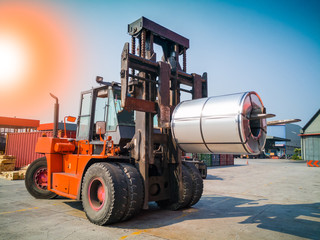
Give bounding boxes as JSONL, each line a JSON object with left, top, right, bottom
{"left": 76, "top": 82, "right": 135, "bottom": 154}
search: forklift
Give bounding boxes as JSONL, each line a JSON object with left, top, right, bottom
{"left": 25, "top": 17, "right": 271, "bottom": 225}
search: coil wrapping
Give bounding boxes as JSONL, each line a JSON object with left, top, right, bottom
{"left": 171, "top": 91, "right": 267, "bottom": 154}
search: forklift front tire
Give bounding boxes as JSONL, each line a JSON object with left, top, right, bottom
{"left": 81, "top": 162, "right": 128, "bottom": 225}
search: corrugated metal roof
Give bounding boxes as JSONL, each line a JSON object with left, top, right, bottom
{"left": 0, "top": 116, "right": 39, "bottom": 128}
{"left": 302, "top": 109, "right": 320, "bottom": 133}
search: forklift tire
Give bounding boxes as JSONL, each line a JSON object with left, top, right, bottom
{"left": 184, "top": 162, "right": 203, "bottom": 207}
{"left": 25, "top": 157, "right": 57, "bottom": 199}
{"left": 201, "top": 165, "right": 208, "bottom": 179}
{"left": 117, "top": 163, "right": 144, "bottom": 221}
{"left": 81, "top": 162, "right": 128, "bottom": 225}
{"left": 156, "top": 164, "right": 193, "bottom": 210}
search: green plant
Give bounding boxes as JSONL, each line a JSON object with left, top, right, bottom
{"left": 291, "top": 148, "right": 302, "bottom": 160}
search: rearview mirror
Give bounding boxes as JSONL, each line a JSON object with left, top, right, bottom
{"left": 96, "top": 121, "right": 106, "bottom": 135}
{"left": 67, "top": 116, "right": 76, "bottom": 122}
{"left": 63, "top": 116, "right": 77, "bottom": 138}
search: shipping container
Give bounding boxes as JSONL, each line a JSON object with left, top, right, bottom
{"left": 226, "top": 154, "right": 234, "bottom": 165}
{"left": 220, "top": 154, "right": 227, "bottom": 166}
{"left": 212, "top": 154, "right": 220, "bottom": 166}
{"left": 6, "top": 130, "right": 75, "bottom": 169}
{"left": 200, "top": 154, "right": 212, "bottom": 167}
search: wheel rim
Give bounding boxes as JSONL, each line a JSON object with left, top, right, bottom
{"left": 88, "top": 178, "right": 105, "bottom": 211}
{"left": 33, "top": 167, "right": 48, "bottom": 190}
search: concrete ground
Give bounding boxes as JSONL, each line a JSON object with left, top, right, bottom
{"left": 0, "top": 158, "right": 319, "bottom": 240}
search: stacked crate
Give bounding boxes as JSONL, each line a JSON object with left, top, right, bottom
{"left": 0, "top": 171, "right": 25, "bottom": 180}
{"left": 0, "top": 156, "right": 27, "bottom": 180}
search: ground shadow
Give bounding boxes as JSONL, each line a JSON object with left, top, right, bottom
{"left": 54, "top": 196, "right": 70, "bottom": 200}
{"left": 64, "top": 200, "right": 83, "bottom": 210}
{"left": 205, "top": 174, "right": 223, "bottom": 180}
{"left": 64, "top": 195, "right": 320, "bottom": 239}
{"left": 209, "top": 164, "right": 246, "bottom": 169}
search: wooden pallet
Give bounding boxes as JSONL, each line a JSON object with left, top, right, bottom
{"left": 0, "top": 170, "right": 26, "bottom": 180}
{"left": 0, "top": 155, "right": 16, "bottom": 173}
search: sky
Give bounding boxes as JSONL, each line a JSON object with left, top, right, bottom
{"left": 0, "top": 0, "right": 319, "bottom": 127}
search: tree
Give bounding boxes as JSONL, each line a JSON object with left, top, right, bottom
{"left": 291, "top": 148, "right": 302, "bottom": 160}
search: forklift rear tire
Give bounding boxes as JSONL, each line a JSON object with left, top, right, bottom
{"left": 184, "top": 162, "right": 203, "bottom": 207}
{"left": 81, "top": 162, "right": 128, "bottom": 225}
{"left": 201, "top": 165, "right": 207, "bottom": 179}
{"left": 25, "top": 157, "right": 57, "bottom": 199}
{"left": 156, "top": 164, "right": 193, "bottom": 210}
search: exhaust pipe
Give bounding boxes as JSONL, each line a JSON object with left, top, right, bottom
{"left": 50, "top": 93, "right": 59, "bottom": 138}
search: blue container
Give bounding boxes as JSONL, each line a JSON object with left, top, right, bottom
{"left": 212, "top": 154, "right": 220, "bottom": 166}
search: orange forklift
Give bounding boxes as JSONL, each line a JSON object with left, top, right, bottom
{"left": 25, "top": 17, "right": 271, "bottom": 225}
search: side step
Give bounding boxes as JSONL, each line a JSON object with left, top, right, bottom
{"left": 51, "top": 172, "right": 80, "bottom": 199}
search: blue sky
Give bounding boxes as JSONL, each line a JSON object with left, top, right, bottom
{"left": 2, "top": 0, "right": 320, "bottom": 127}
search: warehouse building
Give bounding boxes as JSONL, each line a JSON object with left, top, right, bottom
{"left": 300, "top": 109, "right": 320, "bottom": 161}
{"left": 267, "top": 123, "right": 301, "bottom": 158}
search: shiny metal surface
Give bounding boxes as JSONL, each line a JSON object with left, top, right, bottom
{"left": 171, "top": 91, "right": 267, "bottom": 154}
{"left": 267, "top": 119, "right": 301, "bottom": 126}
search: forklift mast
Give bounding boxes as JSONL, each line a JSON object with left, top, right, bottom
{"left": 120, "top": 17, "right": 207, "bottom": 208}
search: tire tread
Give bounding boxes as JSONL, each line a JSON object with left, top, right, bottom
{"left": 81, "top": 162, "right": 128, "bottom": 225}
{"left": 117, "top": 163, "right": 144, "bottom": 221}
{"left": 184, "top": 162, "right": 203, "bottom": 207}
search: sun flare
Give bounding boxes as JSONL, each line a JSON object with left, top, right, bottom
{"left": 0, "top": 34, "right": 29, "bottom": 88}
{"left": 0, "top": 1, "right": 76, "bottom": 119}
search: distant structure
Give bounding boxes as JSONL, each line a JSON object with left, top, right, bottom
{"left": 38, "top": 122, "right": 77, "bottom": 133}
{"left": 267, "top": 123, "right": 301, "bottom": 158}
{"left": 5, "top": 121, "right": 77, "bottom": 168}
{"left": 0, "top": 116, "right": 39, "bottom": 133}
{"left": 0, "top": 116, "right": 40, "bottom": 153}
{"left": 300, "top": 109, "right": 320, "bottom": 161}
